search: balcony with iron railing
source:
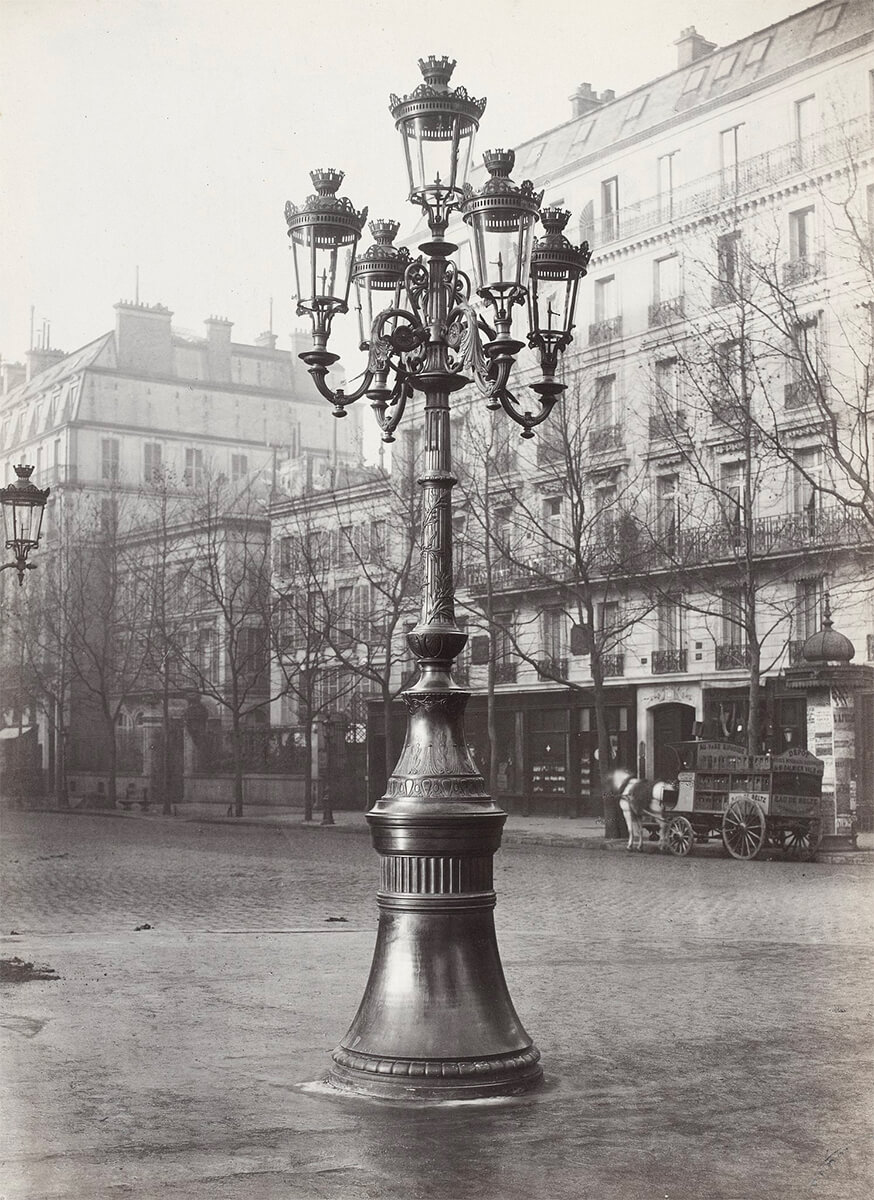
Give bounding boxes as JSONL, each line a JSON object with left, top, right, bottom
{"left": 536, "top": 656, "right": 569, "bottom": 680}
{"left": 648, "top": 409, "right": 688, "bottom": 442}
{"left": 716, "top": 643, "right": 751, "bottom": 670}
{"left": 782, "top": 253, "right": 823, "bottom": 287}
{"left": 784, "top": 379, "right": 817, "bottom": 410}
{"left": 584, "top": 115, "right": 872, "bottom": 247}
{"left": 494, "top": 661, "right": 517, "bottom": 684}
{"left": 710, "top": 281, "right": 737, "bottom": 309}
{"left": 589, "top": 316, "right": 623, "bottom": 345}
{"left": 652, "top": 648, "right": 687, "bottom": 674}
{"left": 601, "top": 653, "right": 625, "bottom": 677}
{"left": 589, "top": 423, "right": 624, "bottom": 454}
{"left": 648, "top": 296, "right": 685, "bottom": 327}
{"left": 788, "top": 639, "right": 806, "bottom": 665}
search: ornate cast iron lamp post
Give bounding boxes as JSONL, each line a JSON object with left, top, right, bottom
{"left": 285, "top": 56, "right": 590, "bottom": 1100}
{"left": 1, "top": 465, "right": 50, "bottom": 585}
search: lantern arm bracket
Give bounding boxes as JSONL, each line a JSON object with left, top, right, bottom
{"left": 445, "top": 302, "right": 519, "bottom": 401}
{"left": 496, "top": 380, "right": 566, "bottom": 440}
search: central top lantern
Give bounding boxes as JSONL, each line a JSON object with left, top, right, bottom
{"left": 389, "top": 56, "right": 487, "bottom": 228}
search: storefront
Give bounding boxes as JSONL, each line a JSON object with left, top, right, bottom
{"left": 367, "top": 686, "right": 637, "bottom": 817}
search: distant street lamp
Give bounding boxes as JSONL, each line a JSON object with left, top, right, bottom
{"left": 285, "top": 56, "right": 590, "bottom": 1100}
{"left": 1, "top": 465, "right": 50, "bottom": 585}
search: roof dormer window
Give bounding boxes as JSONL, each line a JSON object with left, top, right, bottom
{"left": 746, "top": 36, "right": 771, "bottom": 67}
{"left": 682, "top": 66, "right": 708, "bottom": 94}
{"left": 816, "top": 4, "right": 844, "bottom": 34}
{"left": 714, "top": 52, "right": 738, "bottom": 80}
{"left": 624, "top": 92, "right": 649, "bottom": 122}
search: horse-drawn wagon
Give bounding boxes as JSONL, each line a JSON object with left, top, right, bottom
{"left": 652, "top": 741, "right": 824, "bottom": 860}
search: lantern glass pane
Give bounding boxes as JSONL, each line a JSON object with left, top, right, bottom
{"left": 290, "top": 225, "right": 357, "bottom": 307}
{"left": 1, "top": 499, "right": 13, "bottom": 545}
{"left": 400, "top": 113, "right": 476, "bottom": 199}
{"left": 15, "top": 502, "right": 34, "bottom": 545}
{"left": 470, "top": 211, "right": 537, "bottom": 295}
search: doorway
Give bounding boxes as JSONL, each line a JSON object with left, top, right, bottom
{"left": 651, "top": 703, "right": 695, "bottom": 781}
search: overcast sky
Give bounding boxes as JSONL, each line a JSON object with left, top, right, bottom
{"left": 1, "top": 0, "right": 814, "bottom": 366}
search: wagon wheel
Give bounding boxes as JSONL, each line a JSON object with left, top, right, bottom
{"left": 722, "top": 797, "right": 767, "bottom": 860}
{"left": 784, "top": 819, "right": 822, "bottom": 861}
{"left": 665, "top": 815, "right": 695, "bottom": 857}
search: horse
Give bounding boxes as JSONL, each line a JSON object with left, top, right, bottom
{"left": 611, "top": 768, "right": 677, "bottom": 852}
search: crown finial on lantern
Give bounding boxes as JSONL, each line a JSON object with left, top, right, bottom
{"left": 483, "top": 149, "right": 515, "bottom": 178}
{"left": 418, "top": 55, "right": 456, "bottom": 87}
{"left": 310, "top": 168, "right": 345, "bottom": 197}
{"left": 14, "top": 464, "right": 35, "bottom": 480}
{"left": 539, "top": 207, "right": 571, "bottom": 236}
{"left": 369, "top": 218, "right": 401, "bottom": 245}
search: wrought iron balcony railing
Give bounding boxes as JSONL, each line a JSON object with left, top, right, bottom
{"left": 589, "top": 316, "right": 623, "bottom": 345}
{"left": 782, "top": 253, "right": 823, "bottom": 287}
{"left": 494, "top": 661, "right": 517, "bottom": 684}
{"left": 648, "top": 296, "right": 685, "bottom": 327}
{"left": 536, "top": 656, "right": 569, "bottom": 680}
{"left": 589, "top": 423, "right": 624, "bottom": 453}
{"left": 784, "top": 380, "right": 816, "bottom": 410}
{"left": 584, "top": 115, "right": 872, "bottom": 247}
{"left": 601, "top": 653, "right": 624, "bottom": 677}
{"left": 710, "top": 281, "right": 737, "bottom": 308}
{"left": 652, "top": 648, "right": 687, "bottom": 674}
{"left": 648, "top": 409, "right": 687, "bottom": 441}
{"left": 716, "top": 643, "right": 751, "bottom": 670}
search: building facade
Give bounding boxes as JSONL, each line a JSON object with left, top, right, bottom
{"left": 280, "top": 0, "right": 874, "bottom": 819}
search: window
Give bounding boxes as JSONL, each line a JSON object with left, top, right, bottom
{"left": 794, "top": 95, "right": 816, "bottom": 143}
{"left": 657, "top": 152, "right": 679, "bottom": 215}
{"left": 494, "top": 611, "right": 514, "bottom": 665}
{"left": 795, "top": 578, "right": 823, "bottom": 640}
{"left": 714, "top": 52, "right": 738, "bottom": 80}
{"left": 601, "top": 178, "right": 619, "bottom": 239}
{"left": 794, "top": 448, "right": 822, "bottom": 528}
{"left": 542, "top": 495, "right": 562, "bottom": 520}
{"left": 593, "top": 375, "right": 616, "bottom": 428}
{"left": 596, "top": 601, "right": 619, "bottom": 636}
{"left": 594, "top": 481, "right": 617, "bottom": 540}
{"left": 184, "top": 447, "right": 203, "bottom": 489}
{"left": 570, "top": 119, "right": 595, "bottom": 152}
{"left": 789, "top": 206, "right": 815, "bottom": 261}
{"left": 53, "top": 438, "right": 60, "bottom": 469}
{"left": 338, "top": 525, "right": 355, "bottom": 566}
{"left": 816, "top": 5, "right": 844, "bottom": 34}
{"left": 657, "top": 596, "right": 683, "bottom": 652}
{"left": 624, "top": 93, "right": 649, "bottom": 122}
{"left": 524, "top": 142, "right": 546, "bottom": 171}
{"left": 655, "top": 358, "right": 681, "bottom": 415}
{"left": 144, "top": 442, "right": 162, "bottom": 481}
{"left": 746, "top": 37, "right": 771, "bottom": 67}
{"left": 682, "top": 66, "right": 708, "bottom": 93}
{"left": 101, "top": 438, "right": 120, "bottom": 481}
{"left": 656, "top": 474, "right": 680, "bottom": 550}
{"left": 542, "top": 606, "right": 565, "bottom": 660}
{"left": 370, "top": 518, "right": 387, "bottom": 558}
{"left": 231, "top": 453, "right": 248, "bottom": 481}
{"left": 654, "top": 255, "right": 680, "bottom": 303}
{"left": 594, "top": 276, "right": 616, "bottom": 322}
{"left": 717, "top": 232, "right": 741, "bottom": 288}
{"left": 716, "top": 339, "right": 743, "bottom": 401}
{"left": 720, "top": 125, "right": 744, "bottom": 187}
{"left": 721, "top": 587, "right": 746, "bottom": 647}
{"left": 721, "top": 461, "right": 745, "bottom": 530}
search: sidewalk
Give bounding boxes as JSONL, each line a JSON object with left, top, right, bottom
{"left": 20, "top": 799, "right": 874, "bottom": 862}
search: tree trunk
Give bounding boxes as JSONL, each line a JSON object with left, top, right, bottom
{"left": 486, "top": 636, "right": 498, "bottom": 799}
{"left": 747, "top": 642, "right": 762, "bottom": 758}
{"left": 230, "top": 713, "right": 244, "bottom": 818}
{"left": 161, "top": 673, "right": 172, "bottom": 815}
{"left": 105, "top": 713, "right": 118, "bottom": 809}
{"left": 303, "top": 717, "right": 314, "bottom": 822}
{"left": 592, "top": 657, "right": 622, "bottom": 838}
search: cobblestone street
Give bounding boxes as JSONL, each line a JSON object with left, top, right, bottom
{"left": 2, "top": 811, "right": 873, "bottom": 1199}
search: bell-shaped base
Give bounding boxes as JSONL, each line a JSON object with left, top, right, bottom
{"left": 330, "top": 897, "right": 542, "bottom": 1101}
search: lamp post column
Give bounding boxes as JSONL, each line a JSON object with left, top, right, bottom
{"left": 330, "top": 242, "right": 543, "bottom": 1100}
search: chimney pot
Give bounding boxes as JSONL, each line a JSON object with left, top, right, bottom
{"left": 675, "top": 26, "right": 717, "bottom": 68}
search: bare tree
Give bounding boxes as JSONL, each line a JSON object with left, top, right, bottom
{"left": 176, "top": 476, "right": 280, "bottom": 818}
{"left": 458, "top": 376, "right": 653, "bottom": 836}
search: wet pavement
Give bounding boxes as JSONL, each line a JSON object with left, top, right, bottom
{"left": 1, "top": 811, "right": 872, "bottom": 1199}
